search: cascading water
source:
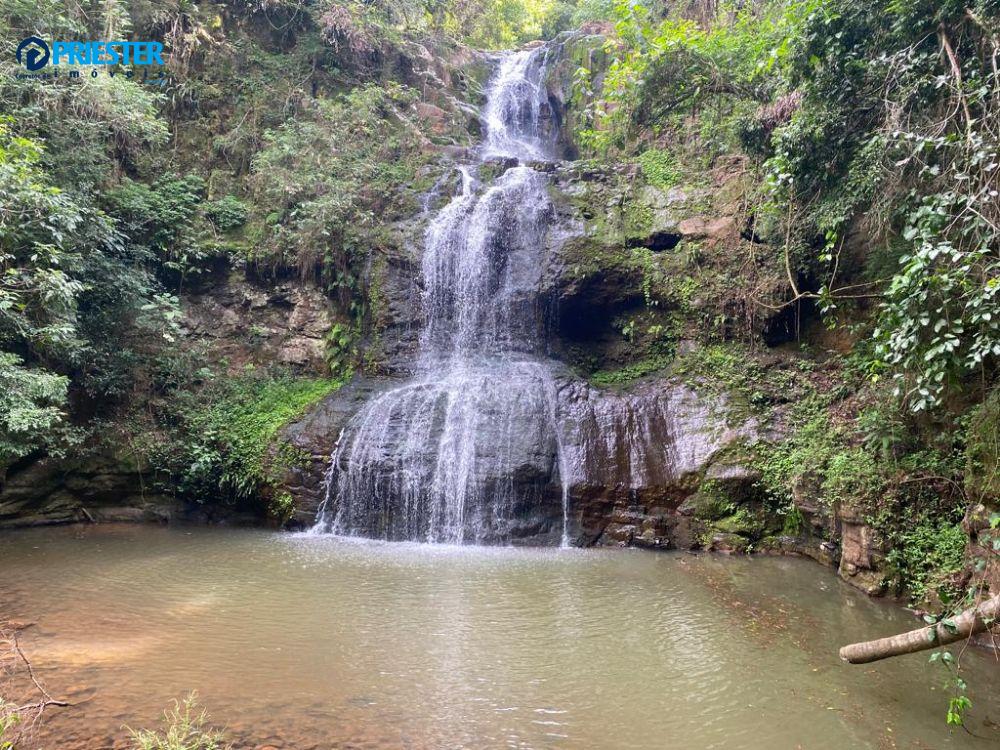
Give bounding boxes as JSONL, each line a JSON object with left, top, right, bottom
{"left": 481, "top": 49, "right": 554, "bottom": 162}
{"left": 311, "top": 46, "right": 572, "bottom": 545}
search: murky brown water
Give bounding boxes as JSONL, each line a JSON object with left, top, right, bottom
{"left": 1, "top": 524, "right": 999, "bottom": 749}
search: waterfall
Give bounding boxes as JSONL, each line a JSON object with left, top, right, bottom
{"left": 311, "top": 47, "right": 571, "bottom": 545}
{"left": 481, "top": 47, "right": 553, "bottom": 162}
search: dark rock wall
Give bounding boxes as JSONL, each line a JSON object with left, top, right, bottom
{"left": 0, "top": 454, "right": 178, "bottom": 529}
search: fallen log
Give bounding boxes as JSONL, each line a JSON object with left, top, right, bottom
{"left": 839, "top": 594, "right": 1000, "bottom": 664}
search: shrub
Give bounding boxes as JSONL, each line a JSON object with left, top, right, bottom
{"left": 250, "top": 84, "right": 426, "bottom": 280}
{"left": 637, "top": 148, "right": 681, "bottom": 189}
{"left": 324, "top": 322, "right": 357, "bottom": 375}
{"left": 108, "top": 175, "right": 206, "bottom": 252}
{"left": 106, "top": 174, "right": 214, "bottom": 283}
{"left": 127, "top": 694, "right": 230, "bottom": 750}
{"left": 204, "top": 196, "right": 249, "bottom": 232}
{"left": 0, "top": 352, "right": 70, "bottom": 469}
{"left": 161, "top": 373, "right": 348, "bottom": 517}
{"left": 885, "top": 520, "right": 967, "bottom": 603}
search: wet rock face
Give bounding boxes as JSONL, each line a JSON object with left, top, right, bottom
{"left": 560, "top": 380, "right": 740, "bottom": 491}
{"left": 282, "top": 372, "right": 759, "bottom": 548}
{"left": 281, "top": 376, "right": 403, "bottom": 528}
{"left": 281, "top": 377, "right": 568, "bottom": 542}
{"left": 318, "top": 364, "right": 566, "bottom": 545}
{"left": 555, "top": 378, "right": 759, "bottom": 546}
{"left": 369, "top": 240, "right": 425, "bottom": 375}
{"left": 0, "top": 454, "right": 259, "bottom": 529}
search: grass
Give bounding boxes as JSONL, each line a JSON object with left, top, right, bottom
{"left": 589, "top": 354, "right": 673, "bottom": 387}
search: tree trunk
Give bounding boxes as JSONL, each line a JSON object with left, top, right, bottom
{"left": 839, "top": 594, "right": 1000, "bottom": 664}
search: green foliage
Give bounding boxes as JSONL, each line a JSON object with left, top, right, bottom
{"left": 589, "top": 352, "right": 672, "bottom": 386}
{"left": 965, "top": 387, "right": 1000, "bottom": 502}
{"left": 575, "top": 0, "right": 821, "bottom": 155}
{"left": 774, "top": 0, "right": 1000, "bottom": 411}
{"left": 885, "top": 520, "right": 967, "bottom": 603}
{"left": 0, "top": 112, "right": 178, "bottom": 457}
{"left": 0, "top": 352, "right": 70, "bottom": 467}
{"left": 0, "top": 18, "right": 186, "bottom": 411}
{"left": 127, "top": 694, "right": 230, "bottom": 750}
{"left": 928, "top": 649, "right": 973, "bottom": 727}
{"left": 819, "top": 448, "right": 884, "bottom": 509}
{"left": 108, "top": 175, "right": 206, "bottom": 250}
{"left": 588, "top": 0, "right": 1000, "bottom": 414}
{"left": 204, "top": 196, "right": 249, "bottom": 232}
{"left": 428, "top": 0, "right": 589, "bottom": 47}
{"left": 637, "top": 148, "right": 681, "bottom": 188}
{"left": 307, "top": 0, "right": 593, "bottom": 49}
{"left": 251, "top": 84, "right": 425, "bottom": 289}
{"left": 947, "top": 693, "right": 973, "bottom": 727}
{"left": 324, "top": 322, "right": 357, "bottom": 376}
{"left": 163, "top": 372, "right": 346, "bottom": 516}
{"left": 0, "top": 699, "right": 20, "bottom": 750}
{"left": 0, "top": 119, "right": 89, "bottom": 354}
{"left": 874, "top": 189, "right": 1000, "bottom": 411}
{"left": 106, "top": 174, "right": 215, "bottom": 283}
{"left": 781, "top": 505, "right": 806, "bottom": 535}
{"left": 541, "top": 0, "right": 617, "bottom": 37}
{"left": 674, "top": 344, "right": 788, "bottom": 414}
{"left": 687, "top": 481, "right": 737, "bottom": 521}
{"left": 755, "top": 395, "right": 842, "bottom": 508}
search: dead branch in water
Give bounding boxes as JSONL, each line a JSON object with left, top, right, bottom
{"left": 839, "top": 594, "right": 1000, "bottom": 664}
{"left": 1, "top": 621, "right": 71, "bottom": 746}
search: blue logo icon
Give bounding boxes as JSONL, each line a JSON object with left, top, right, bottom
{"left": 16, "top": 36, "right": 50, "bottom": 71}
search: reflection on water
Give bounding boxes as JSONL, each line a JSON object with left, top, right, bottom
{"left": 1, "top": 524, "right": 998, "bottom": 749}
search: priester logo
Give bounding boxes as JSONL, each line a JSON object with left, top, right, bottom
{"left": 14, "top": 36, "right": 165, "bottom": 72}
{"left": 15, "top": 36, "right": 50, "bottom": 71}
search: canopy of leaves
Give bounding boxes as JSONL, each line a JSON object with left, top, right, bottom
{"left": 580, "top": 0, "right": 1000, "bottom": 413}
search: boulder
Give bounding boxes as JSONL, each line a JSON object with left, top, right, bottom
{"left": 837, "top": 505, "right": 887, "bottom": 595}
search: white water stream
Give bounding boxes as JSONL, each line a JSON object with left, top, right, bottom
{"left": 312, "top": 47, "right": 572, "bottom": 544}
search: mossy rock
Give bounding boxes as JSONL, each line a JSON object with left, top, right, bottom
{"left": 478, "top": 157, "right": 519, "bottom": 182}
{"left": 588, "top": 352, "right": 675, "bottom": 389}
{"left": 678, "top": 486, "right": 734, "bottom": 521}
{"left": 713, "top": 507, "right": 766, "bottom": 537}
{"left": 705, "top": 532, "right": 749, "bottom": 554}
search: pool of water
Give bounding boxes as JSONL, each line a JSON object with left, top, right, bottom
{"left": 1, "top": 524, "right": 998, "bottom": 749}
